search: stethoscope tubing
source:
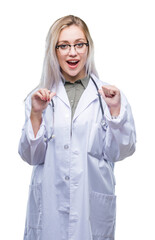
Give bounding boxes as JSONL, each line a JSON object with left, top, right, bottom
{"left": 90, "top": 76, "right": 104, "bottom": 117}
{"left": 51, "top": 75, "right": 104, "bottom": 116}
{"left": 46, "top": 75, "right": 106, "bottom": 143}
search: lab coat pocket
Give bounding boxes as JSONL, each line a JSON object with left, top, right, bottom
{"left": 88, "top": 123, "right": 106, "bottom": 158}
{"left": 26, "top": 183, "right": 42, "bottom": 230}
{"left": 90, "top": 191, "right": 116, "bottom": 239}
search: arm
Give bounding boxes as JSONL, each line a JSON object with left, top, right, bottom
{"left": 18, "top": 89, "right": 56, "bottom": 165}
{"left": 104, "top": 92, "right": 136, "bottom": 162}
{"left": 99, "top": 86, "right": 136, "bottom": 162}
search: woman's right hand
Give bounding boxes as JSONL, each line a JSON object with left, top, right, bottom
{"left": 31, "top": 88, "right": 56, "bottom": 114}
{"left": 30, "top": 89, "right": 56, "bottom": 137}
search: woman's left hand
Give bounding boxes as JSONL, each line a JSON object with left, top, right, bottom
{"left": 99, "top": 85, "right": 121, "bottom": 117}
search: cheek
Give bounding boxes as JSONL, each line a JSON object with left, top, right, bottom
{"left": 81, "top": 53, "right": 88, "bottom": 65}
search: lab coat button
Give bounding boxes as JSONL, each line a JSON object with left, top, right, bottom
{"left": 64, "top": 144, "right": 69, "bottom": 149}
{"left": 65, "top": 176, "right": 70, "bottom": 181}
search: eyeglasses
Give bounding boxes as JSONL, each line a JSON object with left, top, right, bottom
{"left": 56, "top": 42, "right": 89, "bottom": 55}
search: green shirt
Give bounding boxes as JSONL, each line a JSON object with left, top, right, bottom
{"left": 64, "top": 76, "right": 89, "bottom": 118}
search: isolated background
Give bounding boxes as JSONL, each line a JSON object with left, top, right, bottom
{"left": 0, "top": 0, "right": 155, "bottom": 239}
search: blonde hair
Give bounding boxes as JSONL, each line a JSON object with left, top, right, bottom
{"left": 39, "top": 15, "right": 98, "bottom": 89}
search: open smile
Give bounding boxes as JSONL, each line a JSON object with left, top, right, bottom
{"left": 66, "top": 60, "right": 80, "bottom": 69}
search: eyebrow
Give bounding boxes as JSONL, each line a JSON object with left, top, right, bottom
{"left": 57, "top": 38, "right": 87, "bottom": 45}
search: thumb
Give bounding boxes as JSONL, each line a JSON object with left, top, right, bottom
{"left": 50, "top": 92, "right": 56, "bottom": 100}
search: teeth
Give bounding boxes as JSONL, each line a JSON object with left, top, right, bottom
{"left": 67, "top": 60, "right": 79, "bottom": 66}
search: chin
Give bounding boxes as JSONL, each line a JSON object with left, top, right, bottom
{"left": 62, "top": 66, "right": 86, "bottom": 81}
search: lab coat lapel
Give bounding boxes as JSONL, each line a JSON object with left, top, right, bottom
{"left": 73, "top": 78, "right": 98, "bottom": 121}
{"left": 53, "top": 80, "right": 70, "bottom": 107}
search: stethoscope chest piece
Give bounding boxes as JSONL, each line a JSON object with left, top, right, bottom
{"left": 101, "top": 119, "right": 108, "bottom": 130}
{"left": 44, "top": 134, "right": 55, "bottom": 143}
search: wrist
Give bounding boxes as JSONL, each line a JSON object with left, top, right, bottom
{"left": 110, "top": 106, "right": 120, "bottom": 117}
{"left": 30, "top": 110, "right": 42, "bottom": 122}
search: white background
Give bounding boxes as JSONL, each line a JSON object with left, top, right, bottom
{"left": 0, "top": 0, "right": 155, "bottom": 239}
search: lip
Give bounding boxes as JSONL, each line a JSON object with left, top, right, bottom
{"left": 66, "top": 59, "right": 80, "bottom": 69}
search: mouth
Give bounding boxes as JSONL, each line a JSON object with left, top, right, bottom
{"left": 66, "top": 60, "right": 80, "bottom": 68}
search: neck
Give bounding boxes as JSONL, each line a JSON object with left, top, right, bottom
{"left": 62, "top": 69, "right": 87, "bottom": 83}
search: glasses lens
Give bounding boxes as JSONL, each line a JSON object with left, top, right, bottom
{"left": 75, "top": 43, "right": 86, "bottom": 53}
{"left": 57, "top": 43, "right": 88, "bottom": 55}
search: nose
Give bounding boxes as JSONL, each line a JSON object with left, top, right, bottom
{"left": 68, "top": 45, "right": 77, "bottom": 56}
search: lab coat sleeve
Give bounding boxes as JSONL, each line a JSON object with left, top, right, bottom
{"left": 18, "top": 96, "right": 47, "bottom": 165}
{"left": 103, "top": 92, "right": 136, "bottom": 162}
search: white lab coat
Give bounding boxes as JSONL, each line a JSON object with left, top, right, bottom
{"left": 18, "top": 74, "right": 136, "bottom": 240}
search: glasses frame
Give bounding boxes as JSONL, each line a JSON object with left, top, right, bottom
{"left": 55, "top": 42, "right": 89, "bottom": 53}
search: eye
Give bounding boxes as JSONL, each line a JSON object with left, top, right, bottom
{"left": 76, "top": 43, "right": 84, "bottom": 48}
{"left": 59, "top": 44, "right": 69, "bottom": 50}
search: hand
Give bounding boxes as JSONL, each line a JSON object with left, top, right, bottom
{"left": 99, "top": 85, "right": 121, "bottom": 117}
{"left": 30, "top": 89, "right": 56, "bottom": 137}
{"left": 31, "top": 88, "right": 56, "bottom": 114}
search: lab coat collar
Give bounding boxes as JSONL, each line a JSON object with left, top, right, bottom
{"left": 52, "top": 80, "right": 70, "bottom": 108}
{"left": 73, "top": 75, "right": 99, "bottom": 121}
{"left": 51, "top": 75, "right": 100, "bottom": 120}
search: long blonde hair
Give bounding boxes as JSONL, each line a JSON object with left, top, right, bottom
{"left": 39, "top": 15, "right": 98, "bottom": 89}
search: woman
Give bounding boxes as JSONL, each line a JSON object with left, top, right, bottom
{"left": 19, "top": 15, "right": 136, "bottom": 240}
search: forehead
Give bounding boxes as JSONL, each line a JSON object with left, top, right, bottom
{"left": 58, "top": 25, "right": 86, "bottom": 42}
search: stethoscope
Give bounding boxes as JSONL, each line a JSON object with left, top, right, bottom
{"left": 90, "top": 76, "right": 108, "bottom": 130}
{"left": 44, "top": 75, "right": 108, "bottom": 143}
